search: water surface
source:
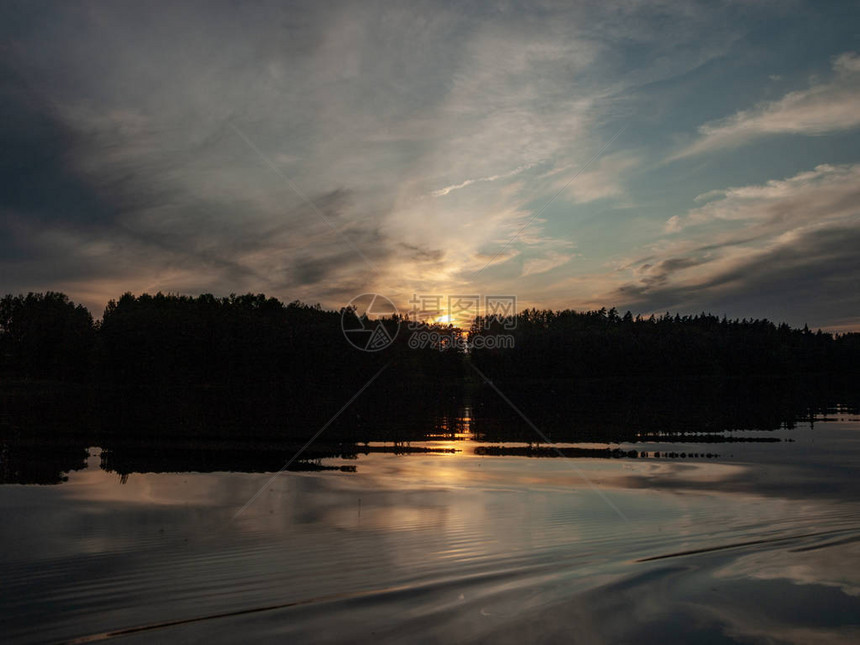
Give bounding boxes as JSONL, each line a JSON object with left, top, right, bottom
{"left": 2, "top": 412, "right": 859, "bottom": 643}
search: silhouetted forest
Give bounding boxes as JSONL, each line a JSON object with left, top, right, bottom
{"left": 3, "top": 293, "right": 857, "bottom": 386}
{"left": 0, "top": 292, "right": 95, "bottom": 381}
{"left": 469, "top": 307, "right": 860, "bottom": 378}
{"left": 0, "top": 291, "right": 463, "bottom": 444}
{"left": 0, "top": 291, "right": 461, "bottom": 386}
{"left": 2, "top": 291, "right": 859, "bottom": 482}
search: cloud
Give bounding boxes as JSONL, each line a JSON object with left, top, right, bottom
{"left": 616, "top": 164, "right": 860, "bottom": 328}
{"left": 551, "top": 153, "right": 638, "bottom": 204}
{"left": 521, "top": 251, "right": 575, "bottom": 277}
{"left": 674, "top": 51, "right": 860, "bottom": 158}
{"left": 0, "top": 0, "right": 818, "bottom": 318}
{"left": 632, "top": 256, "right": 704, "bottom": 287}
{"left": 665, "top": 163, "right": 860, "bottom": 232}
{"left": 430, "top": 162, "right": 538, "bottom": 197}
{"left": 621, "top": 224, "right": 860, "bottom": 330}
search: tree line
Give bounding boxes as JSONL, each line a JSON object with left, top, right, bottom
{"left": 2, "top": 293, "right": 858, "bottom": 385}
{"left": 0, "top": 291, "right": 463, "bottom": 440}
{"left": 0, "top": 291, "right": 460, "bottom": 384}
{"left": 469, "top": 307, "right": 860, "bottom": 379}
{"left": 1, "top": 292, "right": 858, "bottom": 446}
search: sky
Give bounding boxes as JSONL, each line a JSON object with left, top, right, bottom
{"left": 2, "top": 0, "right": 860, "bottom": 330}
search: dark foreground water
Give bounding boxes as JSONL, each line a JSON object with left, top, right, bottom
{"left": 2, "top": 413, "right": 860, "bottom": 643}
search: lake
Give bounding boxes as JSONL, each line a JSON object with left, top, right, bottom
{"left": 2, "top": 401, "right": 859, "bottom": 644}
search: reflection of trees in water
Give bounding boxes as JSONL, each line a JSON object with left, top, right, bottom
{"left": 1, "top": 374, "right": 856, "bottom": 483}
{"left": 0, "top": 440, "right": 89, "bottom": 485}
{"left": 468, "top": 376, "right": 859, "bottom": 443}
{"left": 474, "top": 446, "right": 726, "bottom": 459}
{"left": 0, "top": 384, "right": 95, "bottom": 484}
{"left": 0, "top": 376, "right": 466, "bottom": 484}
{"left": 2, "top": 292, "right": 859, "bottom": 483}
{"left": 99, "top": 443, "right": 454, "bottom": 478}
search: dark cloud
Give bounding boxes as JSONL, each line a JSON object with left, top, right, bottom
{"left": 291, "top": 252, "right": 348, "bottom": 288}
{"left": 0, "top": 63, "right": 114, "bottom": 230}
{"left": 616, "top": 225, "right": 860, "bottom": 328}
{"left": 398, "top": 242, "right": 445, "bottom": 264}
{"left": 0, "top": 25, "right": 387, "bottom": 310}
{"left": 636, "top": 257, "right": 704, "bottom": 287}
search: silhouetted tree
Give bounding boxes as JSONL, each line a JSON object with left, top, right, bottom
{"left": 2, "top": 291, "right": 858, "bottom": 443}
{"left": 0, "top": 292, "right": 94, "bottom": 380}
{"left": 470, "top": 308, "right": 857, "bottom": 379}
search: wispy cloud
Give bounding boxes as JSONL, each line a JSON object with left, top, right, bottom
{"left": 521, "top": 251, "right": 575, "bottom": 277}
{"left": 665, "top": 163, "right": 860, "bottom": 232}
{"left": 617, "top": 163, "right": 860, "bottom": 327}
{"left": 673, "top": 52, "right": 860, "bottom": 159}
{"left": 551, "top": 153, "right": 638, "bottom": 204}
{"left": 2, "top": 0, "right": 857, "bottom": 332}
{"left": 430, "top": 162, "right": 538, "bottom": 197}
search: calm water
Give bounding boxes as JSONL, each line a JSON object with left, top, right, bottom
{"left": 2, "top": 414, "right": 860, "bottom": 643}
